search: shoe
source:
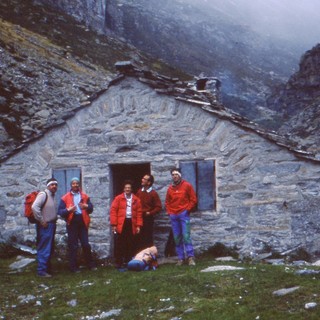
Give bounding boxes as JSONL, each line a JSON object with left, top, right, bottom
{"left": 176, "top": 259, "right": 184, "bottom": 266}
{"left": 90, "top": 267, "right": 98, "bottom": 271}
{"left": 187, "top": 257, "right": 196, "bottom": 266}
{"left": 71, "top": 269, "right": 81, "bottom": 273}
{"left": 37, "top": 272, "right": 52, "bottom": 278}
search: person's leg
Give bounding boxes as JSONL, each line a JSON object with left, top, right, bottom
{"left": 115, "top": 229, "right": 126, "bottom": 267}
{"left": 169, "top": 213, "right": 184, "bottom": 261}
{"left": 127, "top": 259, "right": 145, "bottom": 271}
{"left": 67, "top": 216, "right": 80, "bottom": 272}
{"left": 47, "top": 222, "right": 56, "bottom": 274}
{"left": 180, "top": 210, "right": 194, "bottom": 259}
{"left": 78, "top": 219, "right": 95, "bottom": 269}
{"left": 37, "top": 222, "right": 55, "bottom": 275}
{"left": 143, "top": 215, "right": 154, "bottom": 248}
{"left": 123, "top": 218, "right": 134, "bottom": 264}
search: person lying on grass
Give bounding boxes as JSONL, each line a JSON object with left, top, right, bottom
{"left": 127, "top": 246, "right": 158, "bottom": 271}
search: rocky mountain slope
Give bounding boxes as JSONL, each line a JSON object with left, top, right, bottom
{"left": 40, "top": 0, "right": 318, "bottom": 131}
{"left": 1, "top": 0, "right": 320, "bottom": 161}
{"left": 0, "top": 0, "right": 187, "bottom": 161}
{"left": 267, "top": 44, "right": 320, "bottom": 154}
{"left": 36, "top": 0, "right": 320, "bottom": 157}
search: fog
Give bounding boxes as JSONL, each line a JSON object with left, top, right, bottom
{"left": 183, "top": 0, "right": 320, "bottom": 52}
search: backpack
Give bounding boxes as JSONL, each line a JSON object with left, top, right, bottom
{"left": 24, "top": 191, "right": 48, "bottom": 224}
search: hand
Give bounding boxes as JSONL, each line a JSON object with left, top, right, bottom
{"left": 79, "top": 203, "right": 88, "bottom": 210}
{"left": 67, "top": 205, "right": 76, "bottom": 212}
{"left": 145, "top": 212, "right": 150, "bottom": 216}
{"left": 41, "top": 221, "right": 48, "bottom": 228}
{"left": 136, "top": 227, "right": 140, "bottom": 234}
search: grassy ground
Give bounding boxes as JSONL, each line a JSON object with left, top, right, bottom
{"left": 1, "top": 255, "right": 320, "bottom": 319}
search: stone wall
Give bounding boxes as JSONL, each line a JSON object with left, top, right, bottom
{"left": 1, "top": 78, "right": 320, "bottom": 258}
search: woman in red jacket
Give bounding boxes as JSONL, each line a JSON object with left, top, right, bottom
{"left": 110, "top": 180, "right": 143, "bottom": 268}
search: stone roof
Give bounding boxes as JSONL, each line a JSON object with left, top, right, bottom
{"left": 113, "top": 61, "right": 320, "bottom": 163}
{"left": 2, "top": 60, "right": 319, "bottom": 164}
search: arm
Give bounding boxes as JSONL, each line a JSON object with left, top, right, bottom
{"left": 79, "top": 197, "right": 93, "bottom": 214}
{"left": 165, "top": 188, "right": 172, "bottom": 213}
{"left": 31, "top": 192, "right": 47, "bottom": 223}
{"left": 149, "top": 191, "right": 162, "bottom": 215}
{"left": 110, "top": 197, "right": 119, "bottom": 231}
{"left": 57, "top": 199, "right": 69, "bottom": 219}
{"left": 136, "top": 198, "right": 143, "bottom": 233}
{"left": 186, "top": 184, "right": 197, "bottom": 212}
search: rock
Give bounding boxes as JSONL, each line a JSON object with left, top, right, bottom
{"left": 201, "top": 265, "right": 245, "bottom": 272}
{"left": 9, "top": 257, "right": 36, "bottom": 270}
{"left": 67, "top": 299, "right": 77, "bottom": 307}
{"left": 272, "top": 286, "right": 300, "bottom": 296}
{"left": 305, "top": 302, "right": 317, "bottom": 309}
{"left": 215, "top": 256, "right": 237, "bottom": 262}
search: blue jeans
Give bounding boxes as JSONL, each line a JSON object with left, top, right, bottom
{"left": 169, "top": 210, "right": 194, "bottom": 260}
{"left": 127, "top": 259, "right": 146, "bottom": 271}
{"left": 67, "top": 215, "right": 95, "bottom": 271}
{"left": 36, "top": 222, "right": 56, "bottom": 274}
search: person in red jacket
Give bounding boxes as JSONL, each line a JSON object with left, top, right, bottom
{"left": 165, "top": 168, "right": 197, "bottom": 266}
{"left": 58, "top": 177, "right": 96, "bottom": 273}
{"left": 110, "top": 180, "right": 143, "bottom": 268}
{"left": 136, "top": 174, "right": 162, "bottom": 251}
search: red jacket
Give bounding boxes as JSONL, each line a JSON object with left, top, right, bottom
{"left": 110, "top": 193, "right": 143, "bottom": 234}
{"left": 165, "top": 180, "right": 197, "bottom": 214}
{"left": 60, "top": 192, "right": 92, "bottom": 228}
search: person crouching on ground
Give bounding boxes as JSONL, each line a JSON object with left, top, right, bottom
{"left": 127, "top": 246, "right": 158, "bottom": 271}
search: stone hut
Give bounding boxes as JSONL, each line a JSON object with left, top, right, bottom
{"left": 1, "top": 63, "right": 320, "bottom": 259}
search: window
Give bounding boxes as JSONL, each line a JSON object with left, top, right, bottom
{"left": 180, "top": 160, "right": 216, "bottom": 211}
{"left": 52, "top": 168, "right": 81, "bottom": 202}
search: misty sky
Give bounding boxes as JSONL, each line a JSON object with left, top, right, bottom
{"left": 184, "top": 0, "right": 320, "bottom": 52}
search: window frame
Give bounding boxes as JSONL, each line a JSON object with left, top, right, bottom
{"left": 180, "top": 159, "right": 216, "bottom": 211}
{"left": 52, "top": 168, "right": 81, "bottom": 202}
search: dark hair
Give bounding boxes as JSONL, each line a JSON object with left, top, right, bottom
{"left": 145, "top": 174, "right": 154, "bottom": 186}
{"left": 46, "top": 177, "right": 58, "bottom": 185}
{"left": 170, "top": 168, "right": 181, "bottom": 174}
{"left": 123, "top": 179, "right": 133, "bottom": 188}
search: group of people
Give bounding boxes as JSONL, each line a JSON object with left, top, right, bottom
{"left": 31, "top": 168, "right": 197, "bottom": 277}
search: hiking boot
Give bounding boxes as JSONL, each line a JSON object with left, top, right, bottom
{"left": 187, "top": 257, "right": 196, "bottom": 266}
{"left": 37, "top": 272, "right": 52, "bottom": 278}
{"left": 176, "top": 259, "right": 184, "bottom": 266}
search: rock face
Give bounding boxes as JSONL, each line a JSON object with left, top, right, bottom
{"left": 1, "top": 76, "right": 320, "bottom": 259}
{"left": 41, "top": 0, "right": 299, "bottom": 121}
{"left": 35, "top": 0, "right": 320, "bottom": 159}
{"left": 267, "top": 44, "right": 320, "bottom": 154}
{"left": 0, "top": 0, "right": 186, "bottom": 162}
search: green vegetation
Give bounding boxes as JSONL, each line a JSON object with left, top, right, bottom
{"left": 1, "top": 255, "right": 320, "bottom": 319}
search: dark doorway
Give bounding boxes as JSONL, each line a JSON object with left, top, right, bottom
{"left": 109, "top": 163, "right": 151, "bottom": 199}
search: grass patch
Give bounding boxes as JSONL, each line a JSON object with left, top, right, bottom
{"left": 1, "top": 256, "right": 320, "bottom": 319}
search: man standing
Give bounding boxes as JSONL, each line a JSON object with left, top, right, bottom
{"left": 58, "top": 177, "right": 96, "bottom": 273}
{"left": 32, "top": 177, "right": 58, "bottom": 277}
{"left": 165, "top": 168, "right": 197, "bottom": 266}
{"left": 136, "top": 174, "right": 162, "bottom": 251}
{"left": 110, "top": 180, "right": 143, "bottom": 268}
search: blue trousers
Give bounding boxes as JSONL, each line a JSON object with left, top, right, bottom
{"left": 67, "top": 215, "right": 95, "bottom": 271}
{"left": 36, "top": 222, "right": 56, "bottom": 274}
{"left": 169, "top": 210, "right": 194, "bottom": 260}
{"left": 127, "top": 260, "right": 146, "bottom": 271}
